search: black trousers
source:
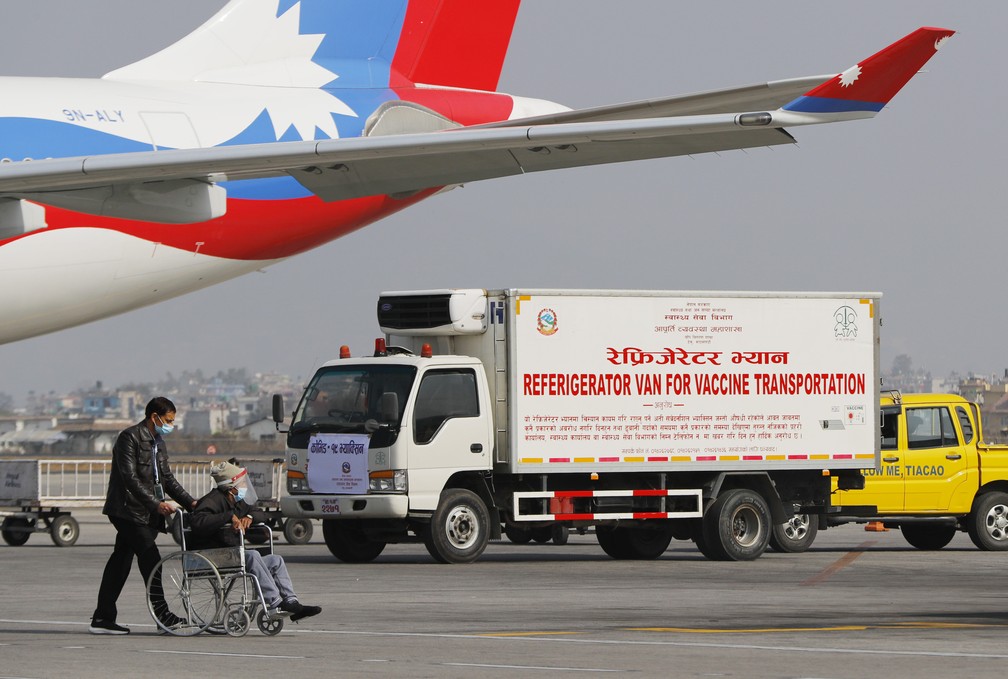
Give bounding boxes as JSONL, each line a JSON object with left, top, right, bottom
{"left": 92, "top": 516, "right": 166, "bottom": 623}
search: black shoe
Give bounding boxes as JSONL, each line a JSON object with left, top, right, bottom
{"left": 89, "top": 619, "right": 130, "bottom": 635}
{"left": 289, "top": 605, "right": 321, "bottom": 622}
{"left": 279, "top": 599, "right": 303, "bottom": 615}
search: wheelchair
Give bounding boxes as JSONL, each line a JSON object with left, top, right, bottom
{"left": 146, "top": 510, "right": 287, "bottom": 637}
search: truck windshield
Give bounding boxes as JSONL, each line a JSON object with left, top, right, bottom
{"left": 288, "top": 364, "right": 416, "bottom": 447}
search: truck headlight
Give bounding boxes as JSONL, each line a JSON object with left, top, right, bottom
{"left": 369, "top": 469, "right": 407, "bottom": 493}
{"left": 287, "top": 470, "right": 310, "bottom": 494}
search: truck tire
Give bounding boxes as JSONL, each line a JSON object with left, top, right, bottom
{"left": 596, "top": 526, "right": 633, "bottom": 559}
{"left": 50, "top": 514, "right": 79, "bottom": 547}
{"left": 504, "top": 525, "right": 532, "bottom": 544}
{"left": 900, "top": 522, "right": 955, "bottom": 550}
{"left": 968, "top": 491, "right": 1008, "bottom": 551}
{"left": 531, "top": 527, "right": 552, "bottom": 543}
{"left": 321, "top": 520, "right": 386, "bottom": 563}
{"left": 1, "top": 517, "right": 31, "bottom": 546}
{"left": 701, "top": 488, "right": 771, "bottom": 561}
{"left": 425, "top": 489, "right": 490, "bottom": 564}
{"left": 691, "top": 522, "right": 724, "bottom": 560}
{"left": 597, "top": 524, "right": 673, "bottom": 560}
{"left": 283, "top": 519, "right": 314, "bottom": 545}
{"left": 768, "top": 513, "right": 818, "bottom": 553}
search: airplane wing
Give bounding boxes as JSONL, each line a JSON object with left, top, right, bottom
{"left": 0, "top": 27, "right": 952, "bottom": 222}
{"left": 476, "top": 75, "right": 833, "bottom": 127}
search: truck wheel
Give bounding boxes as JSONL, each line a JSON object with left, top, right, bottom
{"left": 504, "top": 525, "right": 532, "bottom": 544}
{"left": 691, "top": 522, "right": 724, "bottom": 560}
{"left": 597, "top": 524, "right": 673, "bottom": 559}
{"left": 626, "top": 524, "right": 674, "bottom": 558}
{"left": 1, "top": 517, "right": 32, "bottom": 546}
{"left": 968, "top": 491, "right": 1008, "bottom": 551}
{"left": 768, "top": 513, "right": 818, "bottom": 553}
{"left": 551, "top": 524, "right": 569, "bottom": 545}
{"left": 50, "top": 515, "right": 79, "bottom": 547}
{"left": 321, "top": 520, "right": 386, "bottom": 563}
{"left": 701, "top": 488, "right": 771, "bottom": 561}
{"left": 425, "top": 489, "right": 490, "bottom": 564}
{"left": 283, "top": 519, "right": 314, "bottom": 545}
{"left": 531, "top": 527, "right": 552, "bottom": 543}
{"left": 900, "top": 522, "right": 955, "bottom": 550}
{"left": 596, "top": 526, "right": 633, "bottom": 559}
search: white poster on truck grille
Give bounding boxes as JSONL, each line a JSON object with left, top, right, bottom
{"left": 307, "top": 434, "right": 369, "bottom": 494}
{"left": 510, "top": 293, "right": 878, "bottom": 471}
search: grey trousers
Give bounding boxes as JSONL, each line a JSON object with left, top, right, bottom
{"left": 244, "top": 550, "right": 296, "bottom": 607}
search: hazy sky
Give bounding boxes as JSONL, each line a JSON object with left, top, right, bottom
{"left": 0, "top": 1, "right": 1000, "bottom": 404}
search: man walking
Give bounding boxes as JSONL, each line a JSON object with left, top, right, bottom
{"left": 90, "top": 397, "right": 197, "bottom": 635}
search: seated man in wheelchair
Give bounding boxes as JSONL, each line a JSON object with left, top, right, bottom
{"left": 189, "top": 460, "right": 322, "bottom": 622}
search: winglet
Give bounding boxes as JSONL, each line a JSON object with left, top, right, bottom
{"left": 783, "top": 27, "right": 955, "bottom": 115}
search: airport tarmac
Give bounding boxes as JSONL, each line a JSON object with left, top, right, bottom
{"left": 2, "top": 509, "right": 1007, "bottom": 678}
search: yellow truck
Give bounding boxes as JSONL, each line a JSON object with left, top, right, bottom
{"left": 771, "top": 392, "right": 1008, "bottom": 552}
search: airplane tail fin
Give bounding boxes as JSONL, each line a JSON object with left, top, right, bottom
{"left": 390, "top": 0, "right": 521, "bottom": 91}
{"left": 104, "top": 0, "right": 521, "bottom": 92}
{"left": 783, "top": 27, "right": 955, "bottom": 115}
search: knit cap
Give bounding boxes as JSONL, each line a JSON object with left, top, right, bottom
{"left": 210, "top": 460, "right": 246, "bottom": 488}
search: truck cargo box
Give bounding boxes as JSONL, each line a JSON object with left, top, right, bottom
{"left": 500, "top": 290, "right": 880, "bottom": 474}
{"left": 382, "top": 289, "right": 881, "bottom": 475}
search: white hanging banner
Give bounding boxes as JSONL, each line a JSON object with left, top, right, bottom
{"left": 307, "top": 433, "right": 369, "bottom": 494}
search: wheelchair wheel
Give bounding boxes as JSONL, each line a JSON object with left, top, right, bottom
{"left": 256, "top": 608, "right": 284, "bottom": 636}
{"left": 225, "top": 605, "right": 251, "bottom": 637}
{"left": 147, "top": 551, "right": 223, "bottom": 636}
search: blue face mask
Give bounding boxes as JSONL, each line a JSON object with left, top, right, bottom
{"left": 235, "top": 487, "right": 247, "bottom": 502}
{"left": 154, "top": 414, "right": 175, "bottom": 436}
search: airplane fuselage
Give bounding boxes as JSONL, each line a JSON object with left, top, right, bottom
{"left": 0, "top": 75, "right": 563, "bottom": 343}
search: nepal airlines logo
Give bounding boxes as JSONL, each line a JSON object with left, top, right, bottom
{"left": 537, "top": 308, "right": 558, "bottom": 336}
{"left": 833, "top": 306, "right": 858, "bottom": 339}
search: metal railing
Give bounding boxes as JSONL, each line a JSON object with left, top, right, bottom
{"left": 2, "top": 459, "right": 282, "bottom": 508}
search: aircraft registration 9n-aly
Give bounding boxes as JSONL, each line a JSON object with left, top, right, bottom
{"left": 0, "top": 0, "right": 952, "bottom": 344}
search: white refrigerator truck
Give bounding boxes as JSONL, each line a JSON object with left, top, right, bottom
{"left": 277, "top": 289, "right": 880, "bottom": 564}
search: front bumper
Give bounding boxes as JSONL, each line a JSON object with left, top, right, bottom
{"left": 280, "top": 493, "right": 409, "bottom": 519}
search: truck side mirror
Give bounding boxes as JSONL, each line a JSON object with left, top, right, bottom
{"left": 381, "top": 392, "right": 399, "bottom": 423}
{"left": 272, "top": 394, "right": 287, "bottom": 432}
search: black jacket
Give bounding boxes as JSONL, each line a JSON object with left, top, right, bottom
{"left": 188, "top": 487, "right": 267, "bottom": 549}
{"left": 102, "top": 420, "right": 195, "bottom": 529}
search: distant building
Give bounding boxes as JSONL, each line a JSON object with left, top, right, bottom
{"left": 0, "top": 415, "right": 65, "bottom": 455}
{"left": 57, "top": 418, "right": 132, "bottom": 456}
{"left": 235, "top": 417, "right": 281, "bottom": 444}
{"left": 184, "top": 406, "right": 230, "bottom": 436}
{"left": 983, "top": 394, "right": 1008, "bottom": 444}
{"left": 955, "top": 373, "right": 1008, "bottom": 443}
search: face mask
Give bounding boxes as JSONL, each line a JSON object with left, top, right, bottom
{"left": 235, "top": 487, "right": 247, "bottom": 502}
{"left": 154, "top": 414, "right": 174, "bottom": 436}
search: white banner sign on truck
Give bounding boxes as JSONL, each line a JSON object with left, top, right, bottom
{"left": 511, "top": 294, "right": 878, "bottom": 470}
{"left": 307, "top": 433, "right": 370, "bottom": 494}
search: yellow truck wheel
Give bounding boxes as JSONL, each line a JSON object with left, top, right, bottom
{"left": 900, "top": 522, "right": 955, "bottom": 550}
{"left": 768, "top": 513, "right": 818, "bottom": 553}
{"left": 967, "top": 492, "right": 1008, "bottom": 551}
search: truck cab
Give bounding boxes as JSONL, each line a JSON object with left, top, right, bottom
{"left": 280, "top": 345, "right": 496, "bottom": 563}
